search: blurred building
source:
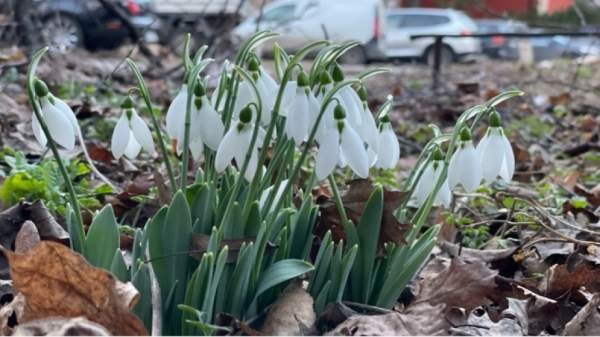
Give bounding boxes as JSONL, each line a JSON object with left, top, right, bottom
{"left": 394, "top": 0, "right": 573, "bottom": 17}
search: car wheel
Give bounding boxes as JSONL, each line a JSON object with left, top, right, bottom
{"left": 424, "top": 45, "right": 454, "bottom": 66}
{"left": 339, "top": 45, "right": 368, "bottom": 65}
{"left": 43, "top": 13, "right": 84, "bottom": 53}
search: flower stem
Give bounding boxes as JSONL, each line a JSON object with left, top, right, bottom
{"left": 126, "top": 59, "right": 177, "bottom": 193}
{"left": 328, "top": 175, "right": 349, "bottom": 225}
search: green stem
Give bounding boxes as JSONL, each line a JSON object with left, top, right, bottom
{"left": 126, "top": 59, "right": 177, "bottom": 193}
{"left": 328, "top": 175, "right": 349, "bottom": 225}
{"left": 26, "top": 48, "right": 84, "bottom": 240}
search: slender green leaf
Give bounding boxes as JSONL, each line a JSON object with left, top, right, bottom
{"left": 84, "top": 205, "right": 119, "bottom": 270}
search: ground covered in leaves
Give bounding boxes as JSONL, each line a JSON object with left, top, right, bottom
{"left": 0, "top": 46, "right": 600, "bottom": 335}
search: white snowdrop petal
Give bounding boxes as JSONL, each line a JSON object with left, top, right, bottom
{"left": 111, "top": 114, "right": 131, "bottom": 159}
{"left": 51, "top": 96, "right": 78, "bottom": 134}
{"left": 307, "top": 91, "right": 320, "bottom": 128}
{"left": 189, "top": 137, "right": 204, "bottom": 161}
{"left": 215, "top": 128, "right": 239, "bottom": 173}
{"left": 124, "top": 131, "right": 142, "bottom": 159}
{"left": 360, "top": 105, "right": 379, "bottom": 152}
{"left": 480, "top": 133, "right": 504, "bottom": 182}
{"left": 338, "top": 89, "right": 361, "bottom": 129}
{"left": 233, "top": 82, "right": 255, "bottom": 120}
{"left": 315, "top": 132, "right": 340, "bottom": 180}
{"left": 130, "top": 110, "right": 155, "bottom": 155}
{"left": 259, "top": 179, "right": 289, "bottom": 214}
{"left": 232, "top": 126, "right": 255, "bottom": 172}
{"left": 376, "top": 125, "right": 400, "bottom": 169}
{"left": 31, "top": 113, "right": 47, "bottom": 147}
{"left": 242, "top": 149, "right": 259, "bottom": 182}
{"left": 501, "top": 132, "right": 515, "bottom": 181}
{"left": 413, "top": 162, "right": 435, "bottom": 207}
{"left": 280, "top": 81, "right": 298, "bottom": 116}
{"left": 42, "top": 99, "right": 75, "bottom": 150}
{"left": 166, "top": 85, "right": 188, "bottom": 139}
{"left": 448, "top": 149, "right": 463, "bottom": 190}
{"left": 435, "top": 179, "right": 452, "bottom": 208}
{"left": 256, "top": 79, "right": 275, "bottom": 125}
{"left": 286, "top": 93, "right": 309, "bottom": 146}
{"left": 457, "top": 143, "right": 482, "bottom": 192}
{"left": 199, "top": 97, "right": 225, "bottom": 151}
{"left": 341, "top": 125, "right": 369, "bottom": 178}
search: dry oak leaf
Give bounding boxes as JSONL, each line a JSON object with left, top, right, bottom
{"left": 539, "top": 263, "right": 600, "bottom": 298}
{"left": 411, "top": 256, "right": 498, "bottom": 312}
{"left": 2, "top": 241, "right": 147, "bottom": 336}
{"left": 261, "top": 281, "right": 316, "bottom": 336}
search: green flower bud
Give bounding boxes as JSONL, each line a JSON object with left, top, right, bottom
{"left": 121, "top": 96, "right": 135, "bottom": 109}
{"left": 34, "top": 79, "right": 49, "bottom": 97}
{"left": 332, "top": 64, "right": 344, "bottom": 82}
{"left": 379, "top": 114, "right": 390, "bottom": 124}
{"left": 297, "top": 71, "right": 309, "bottom": 87}
{"left": 432, "top": 146, "right": 444, "bottom": 161}
{"left": 459, "top": 127, "right": 472, "bottom": 142}
{"left": 489, "top": 110, "right": 502, "bottom": 128}
{"left": 248, "top": 57, "right": 260, "bottom": 72}
{"left": 334, "top": 104, "right": 346, "bottom": 120}
{"left": 357, "top": 85, "right": 368, "bottom": 102}
{"left": 336, "top": 120, "right": 345, "bottom": 134}
{"left": 239, "top": 106, "right": 253, "bottom": 124}
{"left": 320, "top": 71, "right": 333, "bottom": 85}
{"left": 194, "top": 82, "right": 206, "bottom": 97}
{"left": 194, "top": 97, "right": 202, "bottom": 110}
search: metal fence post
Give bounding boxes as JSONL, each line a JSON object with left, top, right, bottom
{"left": 432, "top": 36, "right": 443, "bottom": 91}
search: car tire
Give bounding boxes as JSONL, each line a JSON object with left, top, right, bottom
{"left": 339, "top": 45, "right": 368, "bottom": 65}
{"left": 424, "top": 44, "right": 454, "bottom": 66}
{"left": 42, "top": 13, "right": 84, "bottom": 53}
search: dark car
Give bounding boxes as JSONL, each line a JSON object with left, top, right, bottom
{"left": 476, "top": 19, "right": 529, "bottom": 59}
{"left": 32, "top": 0, "right": 157, "bottom": 52}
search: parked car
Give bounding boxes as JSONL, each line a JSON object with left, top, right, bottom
{"left": 32, "top": 0, "right": 158, "bottom": 52}
{"left": 233, "top": 0, "right": 387, "bottom": 64}
{"left": 476, "top": 19, "right": 529, "bottom": 59}
{"left": 531, "top": 35, "right": 600, "bottom": 61}
{"left": 383, "top": 8, "right": 480, "bottom": 64}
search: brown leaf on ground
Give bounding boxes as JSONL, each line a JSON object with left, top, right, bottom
{"left": 317, "top": 179, "right": 410, "bottom": 245}
{"left": 12, "top": 316, "right": 110, "bottom": 336}
{"left": 14, "top": 221, "right": 40, "bottom": 254}
{"left": 2, "top": 241, "right": 147, "bottom": 335}
{"left": 411, "top": 256, "right": 498, "bottom": 312}
{"left": 261, "top": 281, "right": 316, "bottom": 336}
{"left": 563, "top": 293, "right": 600, "bottom": 335}
{"left": 451, "top": 298, "right": 528, "bottom": 336}
{"left": 0, "top": 201, "right": 69, "bottom": 279}
{"left": 326, "top": 302, "right": 447, "bottom": 336}
{"left": 539, "top": 263, "right": 600, "bottom": 298}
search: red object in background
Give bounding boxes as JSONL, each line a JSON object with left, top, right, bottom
{"left": 406, "top": 0, "right": 573, "bottom": 18}
{"left": 124, "top": 0, "right": 141, "bottom": 15}
{"left": 491, "top": 35, "right": 506, "bottom": 46}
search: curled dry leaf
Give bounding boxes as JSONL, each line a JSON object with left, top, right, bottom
{"left": 327, "top": 302, "right": 447, "bottom": 336}
{"left": 539, "top": 263, "right": 600, "bottom": 298}
{"left": 14, "top": 221, "right": 40, "bottom": 254}
{"left": 2, "top": 241, "right": 147, "bottom": 336}
{"left": 411, "top": 256, "right": 498, "bottom": 312}
{"left": 261, "top": 281, "right": 316, "bottom": 336}
{"left": 318, "top": 179, "right": 410, "bottom": 245}
{"left": 12, "top": 316, "right": 110, "bottom": 336}
{"left": 563, "top": 293, "right": 600, "bottom": 335}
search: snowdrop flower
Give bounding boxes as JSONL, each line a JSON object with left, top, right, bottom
{"left": 332, "top": 65, "right": 362, "bottom": 131}
{"left": 215, "top": 106, "right": 259, "bottom": 182}
{"left": 111, "top": 97, "right": 155, "bottom": 159}
{"left": 412, "top": 147, "right": 452, "bottom": 208}
{"left": 477, "top": 111, "right": 515, "bottom": 183}
{"left": 284, "top": 72, "right": 314, "bottom": 146}
{"left": 448, "top": 127, "right": 482, "bottom": 192}
{"left": 356, "top": 86, "right": 380, "bottom": 165}
{"left": 166, "top": 84, "right": 188, "bottom": 140}
{"left": 314, "top": 72, "right": 337, "bottom": 143}
{"left": 193, "top": 84, "right": 224, "bottom": 152}
{"left": 31, "top": 79, "right": 75, "bottom": 150}
{"left": 315, "top": 104, "right": 369, "bottom": 180}
{"left": 375, "top": 114, "right": 400, "bottom": 169}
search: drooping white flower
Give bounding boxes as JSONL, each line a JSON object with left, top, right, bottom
{"left": 448, "top": 127, "right": 482, "bottom": 192}
{"left": 283, "top": 73, "right": 313, "bottom": 146}
{"left": 166, "top": 84, "right": 188, "bottom": 141}
{"left": 315, "top": 105, "right": 369, "bottom": 180}
{"left": 332, "top": 65, "right": 362, "bottom": 131}
{"left": 375, "top": 115, "right": 400, "bottom": 169}
{"left": 111, "top": 97, "right": 155, "bottom": 159}
{"left": 355, "top": 86, "right": 380, "bottom": 164}
{"left": 411, "top": 148, "right": 452, "bottom": 208}
{"left": 31, "top": 79, "right": 75, "bottom": 150}
{"left": 215, "top": 106, "right": 259, "bottom": 182}
{"left": 477, "top": 111, "right": 515, "bottom": 183}
{"left": 49, "top": 94, "right": 78, "bottom": 135}
{"left": 194, "top": 85, "right": 225, "bottom": 152}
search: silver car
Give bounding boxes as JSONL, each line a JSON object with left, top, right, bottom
{"left": 383, "top": 8, "right": 481, "bottom": 63}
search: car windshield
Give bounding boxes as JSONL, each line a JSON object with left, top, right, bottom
{"left": 387, "top": 14, "right": 450, "bottom": 28}
{"left": 261, "top": 3, "right": 296, "bottom": 22}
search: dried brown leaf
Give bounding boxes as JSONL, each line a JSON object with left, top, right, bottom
{"left": 261, "top": 281, "right": 316, "bottom": 336}
{"left": 412, "top": 256, "right": 498, "bottom": 311}
{"left": 14, "top": 221, "right": 40, "bottom": 254}
{"left": 539, "top": 263, "right": 600, "bottom": 298}
{"left": 3, "top": 241, "right": 147, "bottom": 335}
{"left": 563, "top": 293, "right": 600, "bottom": 335}
{"left": 0, "top": 293, "right": 25, "bottom": 335}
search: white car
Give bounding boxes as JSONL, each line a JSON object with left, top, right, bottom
{"left": 384, "top": 8, "right": 481, "bottom": 63}
{"left": 233, "top": 0, "right": 387, "bottom": 64}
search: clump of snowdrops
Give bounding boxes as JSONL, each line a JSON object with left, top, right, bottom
{"left": 26, "top": 32, "right": 522, "bottom": 334}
